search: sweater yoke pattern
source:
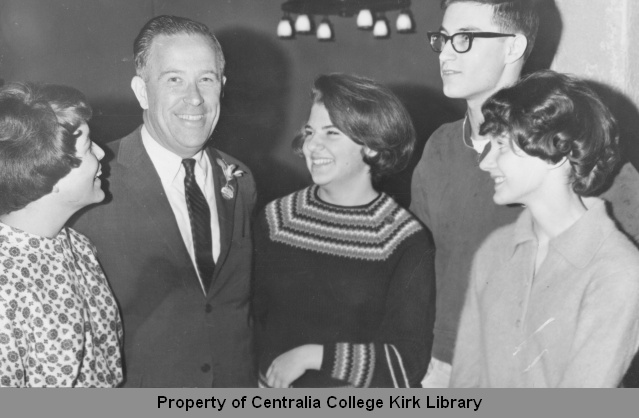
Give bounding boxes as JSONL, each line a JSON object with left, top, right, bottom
{"left": 265, "top": 186, "right": 422, "bottom": 261}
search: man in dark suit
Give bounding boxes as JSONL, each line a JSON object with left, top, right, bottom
{"left": 73, "top": 15, "right": 256, "bottom": 387}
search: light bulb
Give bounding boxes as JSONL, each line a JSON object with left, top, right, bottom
{"left": 277, "top": 16, "right": 294, "bottom": 38}
{"left": 396, "top": 10, "right": 414, "bottom": 33}
{"left": 316, "top": 18, "right": 333, "bottom": 41}
{"left": 357, "top": 9, "right": 374, "bottom": 29}
{"left": 295, "top": 14, "right": 312, "bottom": 33}
{"left": 373, "top": 17, "right": 389, "bottom": 38}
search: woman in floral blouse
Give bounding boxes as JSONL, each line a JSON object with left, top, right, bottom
{"left": 0, "top": 82, "right": 123, "bottom": 387}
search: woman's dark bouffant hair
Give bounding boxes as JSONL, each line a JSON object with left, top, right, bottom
{"left": 292, "top": 73, "right": 416, "bottom": 183}
{"left": 480, "top": 70, "right": 619, "bottom": 196}
{"left": 0, "top": 82, "right": 92, "bottom": 215}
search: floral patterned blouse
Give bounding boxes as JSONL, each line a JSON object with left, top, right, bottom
{"left": 0, "top": 223, "right": 123, "bottom": 387}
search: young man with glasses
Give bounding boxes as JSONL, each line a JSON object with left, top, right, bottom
{"left": 410, "top": 0, "right": 639, "bottom": 388}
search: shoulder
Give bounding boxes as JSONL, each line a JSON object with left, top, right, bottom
{"left": 264, "top": 187, "right": 305, "bottom": 210}
{"left": 593, "top": 227, "right": 639, "bottom": 279}
{"left": 66, "top": 226, "right": 91, "bottom": 244}
{"left": 256, "top": 187, "right": 307, "bottom": 237}
{"left": 65, "top": 228, "right": 98, "bottom": 254}
{"left": 585, "top": 236, "right": 639, "bottom": 306}
{"left": 374, "top": 193, "right": 432, "bottom": 257}
{"left": 386, "top": 196, "right": 432, "bottom": 244}
{"left": 104, "top": 127, "right": 142, "bottom": 157}
{"left": 261, "top": 187, "right": 307, "bottom": 226}
{"left": 413, "top": 119, "right": 463, "bottom": 174}
{"left": 424, "top": 119, "right": 463, "bottom": 149}
{"left": 599, "top": 161, "right": 639, "bottom": 242}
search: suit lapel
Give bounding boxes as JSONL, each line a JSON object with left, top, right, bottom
{"left": 208, "top": 148, "right": 237, "bottom": 287}
{"left": 118, "top": 129, "right": 197, "bottom": 278}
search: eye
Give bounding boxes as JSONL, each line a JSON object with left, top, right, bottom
{"left": 167, "top": 76, "right": 181, "bottom": 84}
{"left": 327, "top": 129, "right": 341, "bottom": 136}
{"left": 302, "top": 128, "right": 313, "bottom": 139}
{"left": 200, "top": 76, "right": 216, "bottom": 84}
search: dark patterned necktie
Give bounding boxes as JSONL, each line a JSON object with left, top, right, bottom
{"left": 182, "top": 158, "right": 215, "bottom": 293}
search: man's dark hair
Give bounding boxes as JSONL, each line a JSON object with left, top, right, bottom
{"left": 133, "top": 15, "right": 225, "bottom": 79}
{"left": 441, "top": 0, "right": 540, "bottom": 61}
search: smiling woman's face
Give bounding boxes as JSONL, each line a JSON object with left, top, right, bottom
{"left": 301, "top": 103, "right": 372, "bottom": 195}
{"left": 53, "top": 123, "right": 105, "bottom": 211}
{"left": 479, "top": 133, "right": 554, "bottom": 206}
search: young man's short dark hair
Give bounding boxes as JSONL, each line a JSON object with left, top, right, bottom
{"left": 441, "top": 0, "right": 540, "bottom": 60}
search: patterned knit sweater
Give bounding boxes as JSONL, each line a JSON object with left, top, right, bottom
{"left": 253, "top": 185, "right": 435, "bottom": 387}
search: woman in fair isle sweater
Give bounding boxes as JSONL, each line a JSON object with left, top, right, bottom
{"left": 253, "top": 73, "right": 435, "bottom": 388}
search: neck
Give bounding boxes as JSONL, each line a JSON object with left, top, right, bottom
{"left": 317, "top": 181, "right": 378, "bottom": 207}
{"left": 527, "top": 189, "right": 587, "bottom": 243}
{"left": 465, "top": 69, "right": 522, "bottom": 141}
{"left": 0, "top": 199, "right": 71, "bottom": 239}
{"left": 465, "top": 106, "right": 484, "bottom": 142}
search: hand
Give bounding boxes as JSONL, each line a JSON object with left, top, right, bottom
{"left": 266, "top": 344, "right": 323, "bottom": 388}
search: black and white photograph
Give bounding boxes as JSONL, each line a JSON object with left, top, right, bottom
{"left": 1, "top": 0, "right": 639, "bottom": 396}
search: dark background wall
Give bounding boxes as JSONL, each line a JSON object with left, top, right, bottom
{"left": 0, "top": 0, "right": 462, "bottom": 208}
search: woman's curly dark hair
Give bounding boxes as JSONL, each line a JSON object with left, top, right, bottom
{"left": 480, "top": 70, "right": 619, "bottom": 196}
{"left": 0, "top": 82, "right": 92, "bottom": 215}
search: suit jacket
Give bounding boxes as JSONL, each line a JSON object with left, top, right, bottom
{"left": 72, "top": 126, "right": 256, "bottom": 387}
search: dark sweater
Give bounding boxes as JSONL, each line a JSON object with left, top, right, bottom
{"left": 253, "top": 185, "right": 435, "bottom": 387}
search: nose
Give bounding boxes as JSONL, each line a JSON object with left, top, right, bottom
{"left": 478, "top": 142, "right": 496, "bottom": 172}
{"left": 439, "top": 38, "right": 457, "bottom": 63}
{"left": 183, "top": 83, "right": 203, "bottom": 106}
{"left": 93, "top": 143, "right": 106, "bottom": 161}
{"left": 304, "top": 133, "right": 325, "bottom": 151}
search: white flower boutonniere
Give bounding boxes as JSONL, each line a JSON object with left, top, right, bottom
{"left": 216, "top": 158, "right": 245, "bottom": 200}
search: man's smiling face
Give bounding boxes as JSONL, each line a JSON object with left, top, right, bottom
{"left": 133, "top": 33, "right": 225, "bottom": 158}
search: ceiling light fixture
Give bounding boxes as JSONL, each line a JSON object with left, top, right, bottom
{"left": 278, "top": 0, "right": 414, "bottom": 41}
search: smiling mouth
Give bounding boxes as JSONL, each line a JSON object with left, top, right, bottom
{"left": 95, "top": 165, "right": 102, "bottom": 179}
{"left": 492, "top": 176, "right": 504, "bottom": 186}
{"left": 312, "top": 158, "right": 333, "bottom": 167}
{"left": 177, "top": 114, "right": 204, "bottom": 121}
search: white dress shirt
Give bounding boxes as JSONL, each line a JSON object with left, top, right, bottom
{"left": 141, "top": 126, "right": 220, "bottom": 294}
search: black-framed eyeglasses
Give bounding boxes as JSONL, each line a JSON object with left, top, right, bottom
{"left": 427, "top": 31, "right": 516, "bottom": 53}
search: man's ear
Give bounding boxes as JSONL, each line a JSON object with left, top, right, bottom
{"left": 505, "top": 34, "right": 528, "bottom": 64}
{"left": 131, "top": 76, "right": 149, "bottom": 110}
{"left": 221, "top": 75, "right": 227, "bottom": 98}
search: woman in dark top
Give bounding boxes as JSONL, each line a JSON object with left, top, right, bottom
{"left": 253, "top": 73, "right": 435, "bottom": 388}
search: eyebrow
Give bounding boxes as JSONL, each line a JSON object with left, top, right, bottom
{"left": 304, "top": 124, "right": 337, "bottom": 130}
{"left": 440, "top": 25, "right": 483, "bottom": 33}
{"left": 158, "top": 69, "right": 220, "bottom": 78}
